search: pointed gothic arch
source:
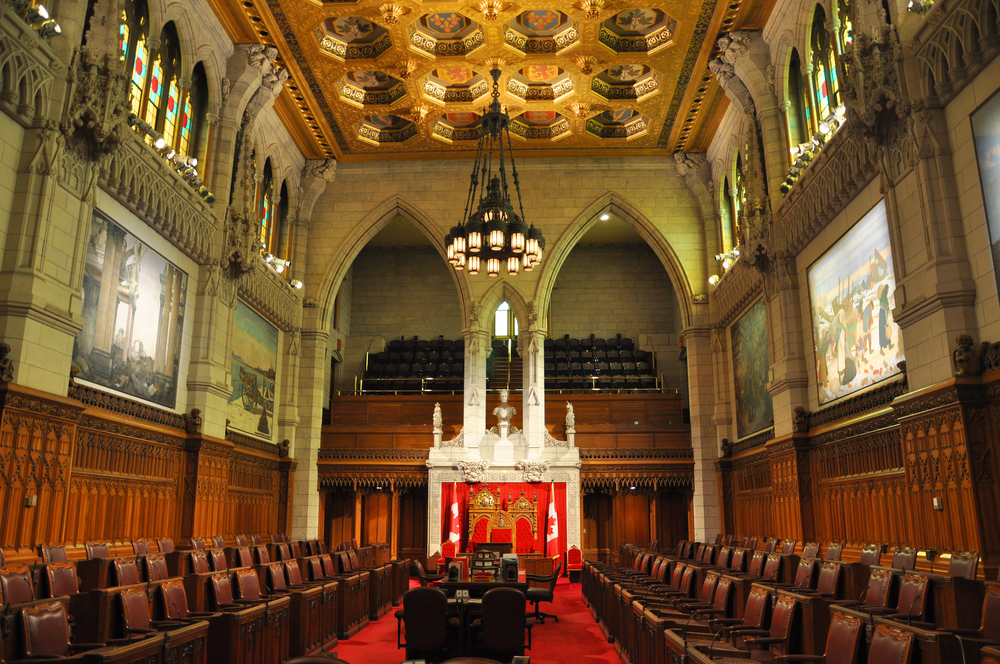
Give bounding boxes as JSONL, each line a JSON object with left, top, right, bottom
{"left": 532, "top": 192, "right": 696, "bottom": 330}
{"left": 314, "top": 195, "right": 473, "bottom": 335}
{"left": 476, "top": 281, "right": 532, "bottom": 336}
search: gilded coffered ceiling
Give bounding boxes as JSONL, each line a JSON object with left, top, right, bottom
{"left": 208, "top": 0, "right": 777, "bottom": 161}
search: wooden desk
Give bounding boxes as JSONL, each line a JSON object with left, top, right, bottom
{"left": 71, "top": 580, "right": 177, "bottom": 643}
{"left": 77, "top": 557, "right": 116, "bottom": 591}
{"left": 869, "top": 566, "right": 986, "bottom": 629}
{"left": 437, "top": 580, "right": 528, "bottom": 598}
{"left": 771, "top": 585, "right": 834, "bottom": 655}
{"left": 836, "top": 605, "right": 974, "bottom": 664}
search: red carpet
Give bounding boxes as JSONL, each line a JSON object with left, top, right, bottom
{"left": 332, "top": 578, "right": 620, "bottom": 664}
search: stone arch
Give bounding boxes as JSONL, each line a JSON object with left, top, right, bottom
{"left": 532, "top": 192, "right": 695, "bottom": 330}
{"left": 476, "top": 281, "right": 532, "bottom": 335}
{"left": 314, "top": 195, "right": 473, "bottom": 335}
{"left": 157, "top": 6, "right": 198, "bottom": 83}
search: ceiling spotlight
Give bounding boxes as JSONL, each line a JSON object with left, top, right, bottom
{"left": 26, "top": 5, "right": 49, "bottom": 22}
{"left": 708, "top": 275, "right": 720, "bottom": 285}
{"left": 263, "top": 253, "right": 274, "bottom": 263}
{"left": 722, "top": 258, "right": 732, "bottom": 270}
{"left": 275, "top": 264, "right": 284, "bottom": 274}
{"left": 732, "top": 247, "right": 740, "bottom": 256}
{"left": 291, "top": 279, "right": 303, "bottom": 289}
{"left": 600, "top": 213, "right": 610, "bottom": 221}
{"left": 152, "top": 134, "right": 166, "bottom": 150}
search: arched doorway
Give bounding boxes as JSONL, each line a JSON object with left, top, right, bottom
{"left": 488, "top": 301, "right": 521, "bottom": 393}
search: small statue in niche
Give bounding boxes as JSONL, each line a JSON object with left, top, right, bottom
{"left": 565, "top": 402, "right": 575, "bottom": 430}
{"left": 433, "top": 402, "right": 443, "bottom": 432}
{"left": 720, "top": 438, "right": 733, "bottom": 458}
{"left": 953, "top": 334, "right": 981, "bottom": 376}
{"left": 279, "top": 439, "right": 291, "bottom": 458}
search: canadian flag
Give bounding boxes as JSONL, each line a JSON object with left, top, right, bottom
{"left": 545, "top": 483, "right": 559, "bottom": 558}
{"left": 447, "top": 482, "right": 461, "bottom": 546}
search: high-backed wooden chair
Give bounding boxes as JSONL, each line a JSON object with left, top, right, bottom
{"left": 1, "top": 566, "right": 35, "bottom": 606}
{"left": 189, "top": 537, "right": 205, "bottom": 551}
{"left": 188, "top": 550, "right": 210, "bottom": 574}
{"left": 208, "top": 548, "right": 228, "bottom": 571}
{"left": 17, "top": 602, "right": 105, "bottom": 659}
{"left": 867, "top": 624, "right": 914, "bottom": 663}
{"left": 146, "top": 554, "right": 169, "bottom": 582}
{"left": 802, "top": 542, "right": 821, "bottom": 559}
{"left": 825, "top": 541, "right": 845, "bottom": 561}
{"left": 131, "top": 539, "right": 150, "bottom": 556}
{"left": 159, "top": 579, "right": 214, "bottom": 620}
{"left": 155, "top": 538, "right": 174, "bottom": 554}
{"left": 39, "top": 544, "right": 67, "bottom": 563}
{"left": 947, "top": 551, "right": 980, "bottom": 579}
{"left": 112, "top": 557, "right": 141, "bottom": 586}
{"left": 776, "top": 609, "right": 863, "bottom": 664}
{"left": 891, "top": 546, "right": 918, "bottom": 571}
{"left": 567, "top": 545, "right": 583, "bottom": 582}
{"left": 44, "top": 562, "right": 79, "bottom": 598}
{"left": 859, "top": 543, "right": 884, "bottom": 566}
{"left": 85, "top": 541, "right": 111, "bottom": 560}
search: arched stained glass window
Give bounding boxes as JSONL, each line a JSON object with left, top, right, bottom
{"left": 786, "top": 48, "right": 811, "bottom": 153}
{"left": 721, "top": 176, "right": 735, "bottom": 253}
{"left": 130, "top": 35, "right": 147, "bottom": 115}
{"left": 121, "top": 0, "right": 148, "bottom": 116}
{"left": 144, "top": 54, "right": 162, "bottom": 128}
{"left": 259, "top": 159, "right": 275, "bottom": 253}
{"left": 810, "top": 4, "right": 838, "bottom": 120}
{"left": 119, "top": 14, "right": 129, "bottom": 58}
{"left": 163, "top": 78, "right": 180, "bottom": 147}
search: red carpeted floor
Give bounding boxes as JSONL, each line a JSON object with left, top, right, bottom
{"left": 331, "top": 578, "right": 620, "bottom": 664}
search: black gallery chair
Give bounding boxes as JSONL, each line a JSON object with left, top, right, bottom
{"left": 525, "top": 559, "right": 562, "bottom": 624}
{"left": 396, "top": 586, "right": 460, "bottom": 663}
{"left": 472, "top": 587, "right": 532, "bottom": 663}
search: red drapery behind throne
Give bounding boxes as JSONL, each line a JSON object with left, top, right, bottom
{"left": 440, "top": 482, "right": 568, "bottom": 568}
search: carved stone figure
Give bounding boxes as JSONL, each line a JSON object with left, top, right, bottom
{"left": 721, "top": 438, "right": 733, "bottom": 457}
{"left": 493, "top": 389, "right": 517, "bottom": 425}
{"left": 279, "top": 439, "right": 291, "bottom": 458}
{"left": 0, "top": 343, "right": 14, "bottom": 384}
{"left": 458, "top": 459, "right": 490, "bottom": 483}
{"left": 953, "top": 334, "right": 981, "bottom": 376}
{"left": 303, "top": 159, "right": 337, "bottom": 183}
{"left": 565, "top": 402, "right": 575, "bottom": 430}
{"left": 433, "top": 402, "right": 443, "bottom": 431}
{"left": 185, "top": 408, "right": 203, "bottom": 434}
{"left": 792, "top": 407, "right": 811, "bottom": 434}
{"left": 515, "top": 459, "right": 550, "bottom": 483}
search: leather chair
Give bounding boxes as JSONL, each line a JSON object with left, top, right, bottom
{"left": 209, "top": 572, "right": 251, "bottom": 611}
{"left": 781, "top": 539, "right": 798, "bottom": 556}
{"left": 802, "top": 542, "right": 821, "bottom": 559}
{"left": 732, "top": 593, "right": 799, "bottom": 662}
{"left": 15, "top": 601, "right": 105, "bottom": 660}
{"left": 290, "top": 541, "right": 302, "bottom": 558}
{"left": 120, "top": 586, "right": 181, "bottom": 638}
{"left": 867, "top": 623, "right": 914, "bottom": 663}
{"left": 774, "top": 558, "right": 816, "bottom": 591}
{"left": 276, "top": 543, "right": 291, "bottom": 561}
{"left": 113, "top": 557, "right": 141, "bottom": 586}
{"left": 44, "top": 562, "right": 79, "bottom": 598}
{"left": 159, "top": 579, "right": 215, "bottom": 621}
{"left": 235, "top": 568, "right": 274, "bottom": 604}
{"left": 416, "top": 559, "right": 446, "bottom": 587}
{"left": 1, "top": 566, "right": 35, "bottom": 606}
{"left": 825, "top": 541, "right": 845, "bottom": 561}
{"left": 320, "top": 554, "right": 338, "bottom": 577}
{"left": 146, "top": 554, "right": 169, "bottom": 582}
{"left": 396, "top": 586, "right": 458, "bottom": 661}
{"left": 189, "top": 550, "right": 211, "bottom": 574}
{"left": 891, "top": 546, "right": 918, "bottom": 571}
{"left": 267, "top": 562, "right": 306, "bottom": 593}
{"left": 85, "top": 541, "right": 111, "bottom": 560}
{"left": 867, "top": 573, "right": 931, "bottom": 627}
{"left": 859, "top": 543, "right": 885, "bottom": 566}
{"left": 738, "top": 551, "right": 767, "bottom": 579}
{"left": 475, "top": 587, "right": 532, "bottom": 660}
{"left": 235, "top": 546, "right": 253, "bottom": 568}
{"left": 948, "top": 551, "right": 980, "bottom": 579}
{"left": 211, "top": 536, "right": 225, "bottom": 549}
{"left": 39, "top": 544, "right": 67, "bottom": 563}
{"left": 566, "top": 546, "right": 583, "bottom": 582}
{"left": 156, "top": 538, "right": 174, "bottom": 554}
{"left": 234, "top": 536, "right": 248, "bottom": 548}
{"left": 714, "top": 585, "right": 772, "bottom": 648}
{"left": 132, "top": 539, "right": 150, "bottom": 556}
{"left": 939, "top": 583, "right": 1000, "bottom": 647}
{"left": 190, "top": 537, "right": 206, "bottom": 551}
{"left": 438, "top": 540, "right": 458, "bottom": 573}
{"left": 836, "top": 565, "right": 894, "bottom": 611}
{"left": 525, "top": 560, "right": 561, "bottom": 624}
{"left": 775, "top": 609, "right": 863, "bottom": 664}
{"left": 208, "top": 549, "right": 228, "bottom": 571}
{"left": 795, "top": 561, "right": 842, "bottom": 599}
{"left": 253, "top": 545, "right": 270, "bottom": 565}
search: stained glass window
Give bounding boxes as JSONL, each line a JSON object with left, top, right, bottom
{"left": 839, "top": 0, "right": 853, "bottom": 49}
{"left": 145, "top": 55, "right": 162, "bottom": 128}
{"left": 163, "top": 78, "right": 179, "bottom": 146}
{"left": 721, "top": 177, "right": 735, "bottom": 253}
{"left": 814, "top": 61, "right": 830, "bottom": 119}
{"left": 810, "top": 4, "right": 837, "bottom": 120}
{"left": 786, "top": 48, "right": 811, "bottom": 151}
{"left": 259, "top": 160, "right": 275, "bottom": 253}
{"left": 260, "top": 193, "right": 272, "bottom": 247}
{"left": 827, "top": 50, "right": 839, "bottom": 105}
{"left": 178, "top": 93, "right": 192, "bottom": 155}
{"left": 119, "top": 13, "right": 129, "bottom": 58}
{"left": 130, "top": 36, "right": 147, "bottom": 115}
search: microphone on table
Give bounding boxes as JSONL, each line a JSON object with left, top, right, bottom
{"left": 707, "top": 620, "right": 727, "bottom": 660}
{"left": 171, "top": 601, "right": 183, "bottom": 621}
{"left": 682, "top": 610, "right": 705, "bottom": 662}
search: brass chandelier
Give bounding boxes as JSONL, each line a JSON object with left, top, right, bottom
{"left": 445, "top": 68, "right": 545, "bottom": 277}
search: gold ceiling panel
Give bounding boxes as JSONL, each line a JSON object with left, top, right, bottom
{"left": 210, "top": 0, "right": 773, "bottom": 160}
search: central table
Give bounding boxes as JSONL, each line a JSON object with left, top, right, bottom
{"left": 438, "top": 580, "right": 528, "bottom": 598}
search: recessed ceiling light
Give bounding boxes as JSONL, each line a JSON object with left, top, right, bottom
{"left": 600, "top": 213, "right": 610, "bottom": 221}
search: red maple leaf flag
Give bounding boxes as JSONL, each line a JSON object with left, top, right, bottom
{"left": 545, "top": 483, "right": 559, "bottom": 558}
{"left": 448, "top": 482, "right": 461, "bottom": 547}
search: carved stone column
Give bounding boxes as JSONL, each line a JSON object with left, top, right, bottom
{"left": 463, "top": 328, "right": 490, "bottom": 453}
{"left": 684, "top": 325, "right": 721, "bottom": 540}
{"left": 290, "top": 326, "right": 328, "bottom": 539}
{"left": 518, "top": 328, "right": 547, "bottom": 456}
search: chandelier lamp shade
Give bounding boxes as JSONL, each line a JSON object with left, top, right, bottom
{"left": 446, "top": 68, "right": 545, "bottom": 277}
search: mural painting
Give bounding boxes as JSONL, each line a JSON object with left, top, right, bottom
{"left": 972, "top": 90, "right": 1000, "bottom": 298}
{"left": 731, "top": 298, "right": 773, "bottom": 439}
{"left": 228, "top": 301, "right": 278, "bottom": 439}
{"left": 807, "top": 201, "right": 904, "bottom": 405}
{"left": 73, "top": 210, "right": 187, "bottom": 408}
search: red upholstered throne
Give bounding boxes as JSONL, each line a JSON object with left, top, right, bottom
{"left": 567, "top": 545, "right": 583, "bottom": 582}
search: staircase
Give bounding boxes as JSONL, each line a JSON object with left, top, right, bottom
{"left": 487, "top": 354, "right": 523, "bottom": 392}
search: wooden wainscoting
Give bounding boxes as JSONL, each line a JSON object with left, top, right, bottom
{"left": 716, "top": 373, "right": 1000, "bottom": 577}
{"left": 0, "top": 381, "right": 293, "bottom": 562}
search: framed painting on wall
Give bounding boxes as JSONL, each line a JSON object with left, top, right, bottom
{"left": 972, "top": 89, "right": 1000, "bottom": 298}
{"left": 731, "top": 297, "right": 773, "bottom": 439}
{"left": 807, "top": 201, "right": 904, "bottom": 405}
{"left": 227, "top": 301, "right": 278, "bottom": 439}
{"left": 72, "top": 210, "right": 188, "bottom": 408}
